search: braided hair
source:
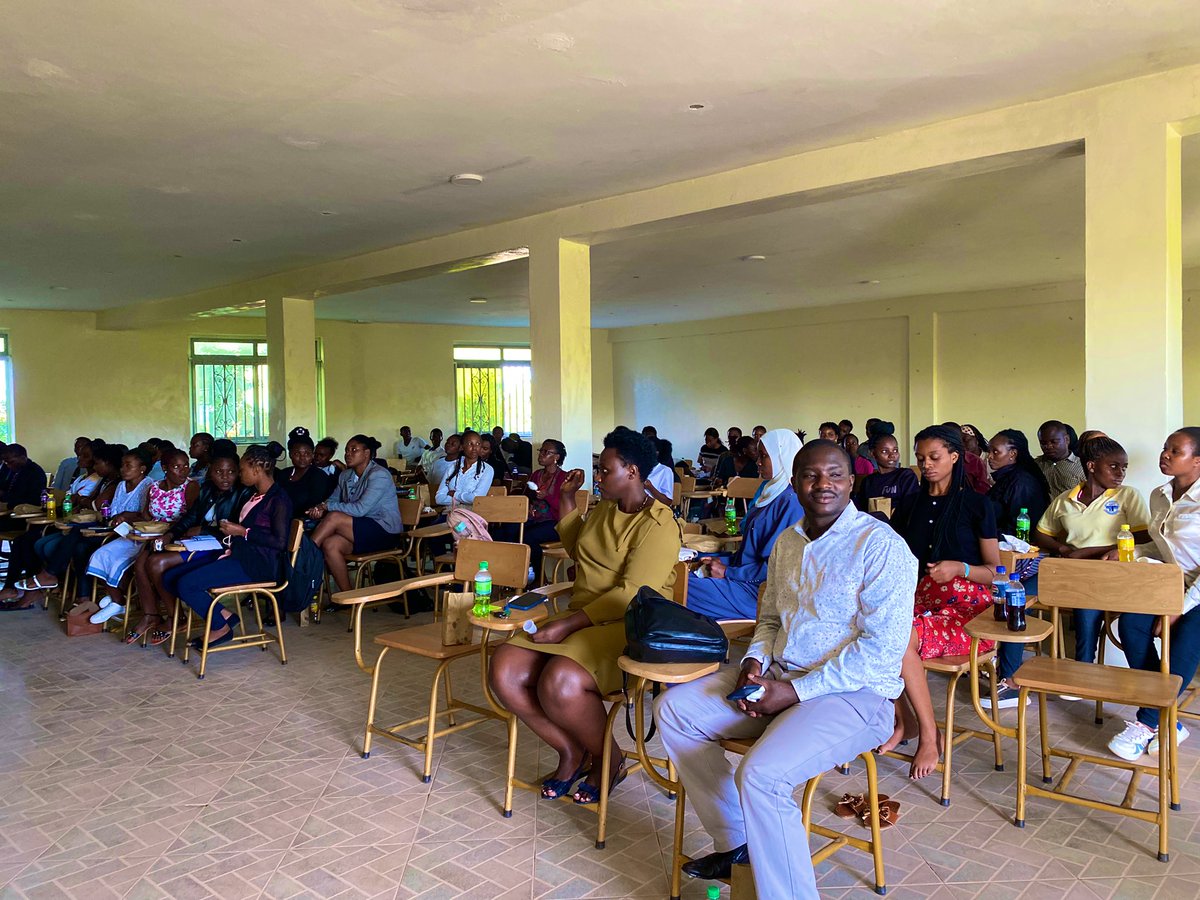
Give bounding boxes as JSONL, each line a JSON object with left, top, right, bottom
{"left": 992, "top": 429, "right": 1051, "bottom": 498}
{"left": 900, "top": 424, "right": 970, "bottom": 563}
{"left": 452, "top": 430, "right": 486, "bottom": 479}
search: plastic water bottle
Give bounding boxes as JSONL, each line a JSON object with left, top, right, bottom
{"left": 62, "top": 493, "right": 73, "bottom": 518}
{"left": 453, "top": 520, "right": 468, "bottom": 538}
{"left": 1117, "top": 524, "right": 1135, "bottom": 562}
{"left": 1015, "top": 507, "right": 1030, "bottom": 543}
{"left": 724, "top": 498, "right": 738, "bottom": 535}
{"left": 992, "top": 565, "right": 1008, "bottom": 621}
{"left": 40, "top": 489, "right": 48, "bottom": 513}
{"left": 473, "top": 562, "right": 492, "bottom": 616}
{"left": 46, "top": 494, "right": 56, "bottom": 519}
{"left": 1005, "top": 575, "right": 1027, "bottom": 632}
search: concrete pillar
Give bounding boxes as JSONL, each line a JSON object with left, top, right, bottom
{"left": 1084, "top": 122, "right": 1182, "bottom": 492}
{"left": 529, "top": 238, "right": 593, "bottom": 478}
{"left": 906, "top": 308, "right": 938, "bottom": 455}
{"left": 265, "top": 297, "right": 319, "bottom": 446}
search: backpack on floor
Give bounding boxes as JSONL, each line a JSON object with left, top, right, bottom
{"left": 282, "top": 534, "right": 324, "bottom": 613}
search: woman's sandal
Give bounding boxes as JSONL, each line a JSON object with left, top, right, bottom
{"left": 833, "top": 792, "right": 890, "bottom": 819}
{"left": 572, "top": 764, "right": 627, "bottom": 805}
{"left": 541, "top": 759, "right": 590, "bottom": 800}
{"left": 857, "top": 799, "right": 902, "bottom": 829}
{"left": 15, "top": 575, "right": 58, "bottom": 592}
{"left": 148, "top": 628, "right": 172, "bottom": 647}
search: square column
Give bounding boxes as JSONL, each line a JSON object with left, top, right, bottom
{"left": 529, "top": 238, "right": 593, "bottom": 475}
{"left": 265, "top": 296, "right": 319, "bottom": 445}
{"left": 1084, "top": 123, "right": 1182, "bottom": 492}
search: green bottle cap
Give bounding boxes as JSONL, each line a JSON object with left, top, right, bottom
{"left": 1019, "top": 507, "right": 1027, "bottom": 514}
{"left": 479, "top": 561, "right": 489, "bottom": 570}
{"left": 706, "top": 887, "right": 720, "bottom": 900}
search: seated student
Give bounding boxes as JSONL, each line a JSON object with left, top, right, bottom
{"left": 687, "top": 430, "right": 804, "bottom": 621}
{"left": 949, "top": 422, "right": 990, "bottom": 494}
{"left": 511, "top": 439, "right": 569, "bottom": 574}
{"left": 491, "top": 425, "right": 509, "bottom": 463}
{"left": 1107, "top": 427, "right": 1200, "bottom": 760}
{"left": 643, "top": 437, "right": 680, "bottom": 507}
{"left": 187, "top": 432, "right": 214, "bottom": 482}
{"left": 841, "top": 433, "right": 875, "bottom": 476}
{"left": 817, "top": 421, "right": 840, "bottom": 442}
{"left": 1036, "top": 419, "right": 1085, "bottom": 497}
{"left": 479, "top": 433, "right": 508, "bottom": 481}
{"left": 838, "top": 418, "right": 854, "bottom": 438}
{"left": 509, "top": 433, "right": 534, "bottom": 473}
{"left": 276, "top": 427, "right": 333, "bottom": 518}
{"left": 751, "top": 425, "right": 766, "bottom": 441}
{"left": 1034, "top": 435, "right": 1150, "bottom": 667}
{"left": 980, "top": 429, "right": 1052, "bottom": 709}
{"left": 855, "top": 430, "right": 919, "bottom": 513}
{"left": 87, "top": 449, "right": 198, "bottom": 625}
{"left": 52, "top": 436, "right": 92, "bottom": 492}
{"left": 418, "top": 429, "right": 446, "bottom": 481}
{"left": 0, "top": 443, "right": 117, "bottom": 609}
{"left": 489, "top": 429, "right": 679, "bottom": 804}
{"left": 882, "top": 425, "right": 1002, "bottom": 778}
{"left": 307, "top": 435, "right": 402, "bottom": 592}
{"left": 435, "top": 430, "right": 494, "bottom": 508}
{"left": 711, "top": 436, "right": 760, "bottom": 487}
{"left": 314, "top": 437, "right": 345, "bottom": 476}
{"left": 696, "top": 428, "right": 727, "bottom": 476}
{"left": 654, "top": 440, "right": 916, "bottom": 895}
{"left": 126, "top": 441, "right": 249, "bottom": 644}
{"left": 0, "top": 444, "right": 47, "bottom": 507}
{"left": 175, "top": 442, "right": 293, "bottom": 649}
{"left": 394, "top": 425, "right": 427, "bottom": 467}
{"left": 428, "top": 433, "right": 461, "bottom": 493}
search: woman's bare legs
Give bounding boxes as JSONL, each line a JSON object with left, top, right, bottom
{"left": 312, "top": 512, "right": 356, "bottom": 592}
{"left": 535, "top": 656, "right": 624, "bottom": 799}
{"left": 490, "top": 644, "right": 589, "bottom": 788}
{"left": 876, "top": 628, "right": 943, "bottom": 779}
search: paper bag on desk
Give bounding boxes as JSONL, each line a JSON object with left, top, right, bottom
{"left": 441, "top": 591, "right": 475, "bottom": 646}
{"left": 868, "top": 497, "right": 892, "bottom": 517}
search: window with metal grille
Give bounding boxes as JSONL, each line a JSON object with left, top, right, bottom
{"left": 190, "top": 340, "right": 270, "bottom": 442}
{"left": 453, "top": 346, "right": 532, "bottom": 437}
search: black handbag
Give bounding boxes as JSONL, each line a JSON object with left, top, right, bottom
{"left": 624, "top": 585, "right": 729, "bottom": 664}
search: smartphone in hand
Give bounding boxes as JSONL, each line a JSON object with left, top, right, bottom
{"left": 726, "top": 684, "right": 766, "bottom": 703}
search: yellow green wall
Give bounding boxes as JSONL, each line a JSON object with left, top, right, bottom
{"left": 1, "top": 310, "right": 614, "bottom": 468}
{"left": 608, "top": 274, "right": 1198, "bottom": 475}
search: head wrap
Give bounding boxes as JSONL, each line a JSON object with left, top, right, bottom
{"left": 752, "top": 429, "right": 804, "bottom": 508}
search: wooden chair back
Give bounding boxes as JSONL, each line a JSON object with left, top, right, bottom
{"left": 487, "top": 485, "right": 507, "bottom": 497}
{"left": 398, "top": 497, "right": 424, "bottom": 529}
{"left": 680, "top": 475, "right": 697, "bottom": 494}
{"left": 681, "top": 522, "right": 704, "bottom": 535}
{"left": 286, "top": 519, "right": 304, "bottom": 566}
{"left": 452, "top": 539, "right": 530, "bottom": 590}
{"left": 473, "top": 494, "right": 529, "bottom": 525}
{"left": 671, "top": 560, "right": 689, "bottom": 606}
{"left": 1037, "top": 558, "right": 1183, "bottom": 615}
{"left": 724, "top": 477, "right": 762, "bottom": 501}
{"left": 998, "top": 548, "right": 1039, "bottom": 575}
{"left": 671, "top": 482, "right": 682, "bottom": 508}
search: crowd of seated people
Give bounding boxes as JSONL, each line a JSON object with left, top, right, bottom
{"left": 5, "top": 412, "right": 1200, "bottom": 895}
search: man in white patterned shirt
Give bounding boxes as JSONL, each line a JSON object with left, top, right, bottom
{"left": 655, "top": 440, "right": 918, "bottom": 898}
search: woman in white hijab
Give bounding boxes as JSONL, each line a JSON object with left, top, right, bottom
{"left": 686, "top": 429, "right": 805, "bottom": 620}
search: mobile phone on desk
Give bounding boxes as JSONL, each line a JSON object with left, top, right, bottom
{"left": 506, "top": 592, "right": 546, "bottom": 611}
{"left": 726, "top": 684, "right": 766, "bottom": 703}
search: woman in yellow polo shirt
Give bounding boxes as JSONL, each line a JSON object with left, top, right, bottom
{"left": 1034, "top": 435, "right": 1150, "bottom": 665}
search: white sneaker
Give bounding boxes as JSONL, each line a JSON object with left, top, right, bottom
{"left": 90, "top": 603, "right": 124, "bottom": 625}
{"left": 98, "top": 596, "right": 112, "bottom": 609}
{"left": 1108, "top": 720, "right": 1156, "bottom": 761}
{"left": 1148, "top": 722, "right": 1190, "bottom": 756}
{"left": 1058, "top": 693, "right": 1082, "bottom": 701}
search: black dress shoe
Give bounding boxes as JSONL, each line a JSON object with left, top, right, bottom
{"left": 681, "top": 844, "right": 749, "bottom": 880}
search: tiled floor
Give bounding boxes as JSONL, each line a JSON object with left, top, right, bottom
{"left": 2, "top": 604, "right": 1199, "bottom": 899}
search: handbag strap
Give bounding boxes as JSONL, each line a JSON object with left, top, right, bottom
{"left": 622, "top": 672, "right": 660, "bottom": 744}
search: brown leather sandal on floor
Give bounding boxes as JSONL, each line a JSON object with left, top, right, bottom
{"left": 834, "top": 792, "right": 890, "bottom": 819}
{"left": 857, "top": 799, "right": 902, "bottom": 829}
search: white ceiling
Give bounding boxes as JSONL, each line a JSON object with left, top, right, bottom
{"left": 4, "top": 0, "right": 1200, "bottom": 321}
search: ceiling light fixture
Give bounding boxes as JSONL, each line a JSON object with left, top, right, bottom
{"left": 320, "top": 210, "right": 337, "bottom": 216}
{"left": 468, "top": 297, "right": 488, "bottom": 304}
{"left": 450, "top": 173, "right": 484, "bottom": 186}
{"left": 740, "top": 254, "right": 766, "bottom": 262}
{"left": 231, "top": 238, "right": 243, "bottom": 243}
{"left": 688, "top": 103, "right": 706, "bottom": 110}
{"left": 858, "top": 279, "right": 880, "bottom": 284}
